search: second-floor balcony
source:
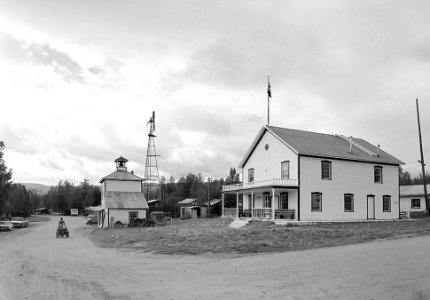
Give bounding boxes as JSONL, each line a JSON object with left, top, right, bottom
{"left": 222, "top": 178, "right": 299, "bottom": 192}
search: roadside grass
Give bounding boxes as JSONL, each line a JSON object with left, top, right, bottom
{"left": 30, "top": 215, "right": 51, "bottom": 222}
{"left": 89, "top": 217, "right": 430, "bottom": 255}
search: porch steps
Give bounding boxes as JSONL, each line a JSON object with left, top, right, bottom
{"left": 229, "top": 219, "right": 250, "bottom": 229}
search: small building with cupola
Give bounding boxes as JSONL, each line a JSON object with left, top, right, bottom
{"left": 98, "top": 156, "right": 148, "bottom": 228}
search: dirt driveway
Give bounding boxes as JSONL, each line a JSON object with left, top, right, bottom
{"left": 1, "top": 216, "right": 430, "bottom": 300}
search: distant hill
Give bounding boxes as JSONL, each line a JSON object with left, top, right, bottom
{"left": 20, "top": 183, "right": 52, "bottom": 195}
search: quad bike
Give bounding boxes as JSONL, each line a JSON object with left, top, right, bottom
{"left": 56, "top": 225, "right": 69, "bottom": 238}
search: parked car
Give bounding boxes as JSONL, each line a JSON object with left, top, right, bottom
{"left": 11, "top": 217, "right": 29, "bottom": 228}
{"left": 0, "top": 221, "right": 13, "bottom": 232}
{"left": 86, "top": 215, "right": 98, "bottom": 225}
{"left": 70, "top": 208, "right": 78, "bottom": 216}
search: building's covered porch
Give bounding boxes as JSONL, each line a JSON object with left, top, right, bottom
{"left": 221, "top": 179, "right": 299, "bottom": 221}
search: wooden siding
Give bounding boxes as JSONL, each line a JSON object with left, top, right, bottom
{"left": 105, "top": 180, "right": 142, "bottom": 193}
{"left": 103, "top": 209, "right": 146, "bottom": 227}
{"left": 242, "top": 130, "right": 298, "bottom": 182}
{"left": 299, "top": 156, "right": 399, "bottom": 221}
{"left": 400, "top": 196, "right": 427, "bottom": 213}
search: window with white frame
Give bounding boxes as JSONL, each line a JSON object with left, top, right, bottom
{"left": 344, "top": 193, "right": 354, "bottom": 212}
{"left": 411, "top": 199, "right": 421, "bottom": 209}
{"left": 374, "top": 166, "right": 383, "bottom": 183}
{"left": 311, "top": 192, "right": 322, "bottom": 211}
{"left": 281, "top": 161, "right": 290, "bottom": 179}
{"left": 321, "top": 161, "right": 332, "bottom": 180}
{"left": 383, "top": 195, "right": 391, "bottom": 212}
{"left": 263, "top": 193, "right": 271, "bottom": 208}
{"left": 248, "top": 168, "right": 254, "bottom": 182}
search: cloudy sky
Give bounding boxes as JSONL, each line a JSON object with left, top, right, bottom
{"left": 0, "top": 0, "right": 429, "bottom": 186}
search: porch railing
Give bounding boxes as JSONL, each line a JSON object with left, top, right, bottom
{"left": 238, "top": 209, "right": 252, "bottom": 218}
{"left": 223, "top": 208, "right": 237, "bottom": 218}
{"left": 252, "top": 209, "right": 273, "bottom": 219}
{"left": 275, "top": 209, "right": 295, "bottom": 220}
{"left": 224, "top": 208, "right": 296, "bottom": 220}
{"left": 222, "top": 178, "right": 298, "bottom": 192}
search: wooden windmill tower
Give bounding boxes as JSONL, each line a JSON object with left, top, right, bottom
{"left": 144, "top": 111, "right": 160, "bottom": 204}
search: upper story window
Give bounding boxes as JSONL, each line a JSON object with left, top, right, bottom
{"left": 248, "top": 168, "right": 254, "bottom": 182}
{"left": 374, "top": 166, "right": 383, "bottom": 183}
{"left": 344, "top": 193, "right": 354, "bottom": 212}
{"left": 311, "top": 192, "right": 322, "bottom": 212}
{"left": 281, "top": 161, "right": 290, "bottom": 179}
{"left": 383, "top": 195, "right": 391, "bottom": 212}
{"left": 411, "top": 199, "right": 420, "bottom": 209}
{"left": 321, "top": 161, "right": 332, "bottom": 180}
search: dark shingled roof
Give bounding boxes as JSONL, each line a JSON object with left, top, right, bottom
{"left": 103, "top": 192, "right": 148, "bottom": 209}
{"left": 99, "top": 170, "right": 144, "bottom": 183}
{"left": 268, "top": 126, "right": 403, "bottom": 165}
{"left": 240, "top": 126, "right": 403, "bottom": 167}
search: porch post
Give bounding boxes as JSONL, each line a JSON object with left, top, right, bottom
{"left": 236, "top": 192, "right": 239, "bottom": 219}
{"left": 251, "top": 191, "right": 254, "bottom": 219}
{"left": 272, "top": 188, "right": 275, "bottom": 220}
{"left": 221, "top": 193, "right": 225, "bottom": 217}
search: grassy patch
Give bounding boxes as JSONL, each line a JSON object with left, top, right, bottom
{"left": 29, "top": 215, "right": 51, "bottom": 222}
{"left": 89, "top": 218, "right": 430, "bottom": 255}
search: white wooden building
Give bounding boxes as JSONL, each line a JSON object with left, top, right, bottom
{"left": 400, "top": 184, "right": 430, "bottom": 217}
{"left": 98, "top": 156, "right": 148, "bottom": 228}
{"left": 222, "top": 126, "right": 403, "bottom": 222}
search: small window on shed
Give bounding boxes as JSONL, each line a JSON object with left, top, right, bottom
{"left": 411, "top": 199, "right": 421, "bottom": 209}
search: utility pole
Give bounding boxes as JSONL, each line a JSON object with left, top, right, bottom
{"left": 416, "top": 98, "right": 429, "bottom": 215}
{"left": 207, "top": 178, "right": 211, "bottom": 216}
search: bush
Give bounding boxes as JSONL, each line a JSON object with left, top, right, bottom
{"left": 181, "top": 212, "right": 191, "bottom": 220}
{"left": 410, "top": 211, "right": 429, "bottom": 219}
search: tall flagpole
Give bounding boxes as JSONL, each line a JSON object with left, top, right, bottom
{"left": 267, "top": 76, "right": 270, "bottom": 126}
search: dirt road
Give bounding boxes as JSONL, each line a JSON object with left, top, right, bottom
{"left": 1, "top": 216, "right": 430, "bottom": 299}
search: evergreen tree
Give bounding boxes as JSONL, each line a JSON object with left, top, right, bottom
{"left": 0, "top": 141, "right": 13, "bottom": 217}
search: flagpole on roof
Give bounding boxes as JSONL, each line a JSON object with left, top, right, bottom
{"left": 267, "top": 76, "right": 270, "bottom": 126}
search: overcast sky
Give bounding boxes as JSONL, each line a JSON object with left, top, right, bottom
{"left": 0, "top": 0, "right": 429, "bottom": 186}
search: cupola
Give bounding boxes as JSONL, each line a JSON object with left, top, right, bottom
{"left": 114, "top": 156, "right": 128, "bottom": 171}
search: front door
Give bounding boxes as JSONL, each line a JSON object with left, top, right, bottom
{"left": 280, "top": 193, "right": 288, "bottom": 209}
{"left": 367, "top": 195, "right": 375, "bottom": 219}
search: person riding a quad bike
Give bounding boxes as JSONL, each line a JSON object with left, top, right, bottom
{"left": 56, "top": 217, "right": 69, "bottom": 238}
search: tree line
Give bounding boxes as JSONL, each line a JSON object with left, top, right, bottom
{"left": 399, "top": 167, "right": 430, "bottom": 186}
{"left": 0, "top": 141, "right": 102, "bottom": 217}
{"left": 0, "top": 140, "right": 241, "bottom": 217}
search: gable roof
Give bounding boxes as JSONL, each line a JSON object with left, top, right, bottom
{"left": 400, "top": 184, "right": 430, "bottom": 197}
{"left": 100, "top": 170, "right": 144, "bottom": 183}
{"left": 114, "top": 156, "right": 128, "bottom": 163}
{"left": 103, "top": 192, "right": 148, "bottom": 209}
{"left": 178, "top": 198, "right": 198, "bottom": 205}
{"left": 239, "top": 126, "right": 403, "bottom": 167}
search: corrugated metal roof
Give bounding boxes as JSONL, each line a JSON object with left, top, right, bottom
{"left": 203, "top": 199, "right": 222, "bottom": 206}
{"left": 100, "top": 170, "right": 144, "bottom": 183}
{"left": 240, "top": 126, "right": 403, "bottom": 167}
{"left": 400, "top": 184, "right": 430, "bottom": 197}
{"left": 103, "top": 192, "right": 149, "bottom": 209}
{"left": 178, "top": 198, "right": 198, "bottom": 205}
